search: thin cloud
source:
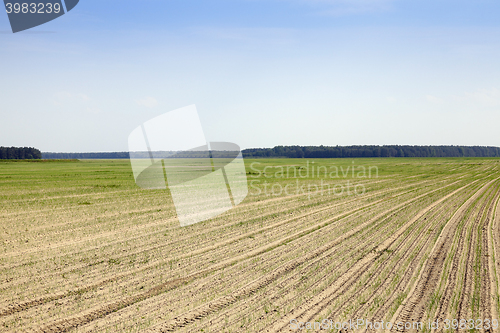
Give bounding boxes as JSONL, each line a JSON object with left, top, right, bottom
{"left": 51, "top": 91, "right": 90, "bottom": 106}
{"left": 465, "top": 88, "right": 500, "bottom": 107}
{"left": 426, "top": 95, "right": 444, "bottom": 104}
{"left": 425, "top": 89, "right": 500, "bottom": 107}
{"left": 136, "top": 96, "right": 159, "bottom": 108}
{"left": 293, "top": 0, "right": 397, "bottom": 16}
{"left": 86, "top": 107, "right": 101, "bottom": 114}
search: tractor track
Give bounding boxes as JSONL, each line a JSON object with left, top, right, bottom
{"left": 0, "top": 178, "right": 444, "bottom": 320}
{"left": 389, "top": 178, "right": 499, "bottom": 333}
{"left": 138, "top": 180, "right": 467, "bottom": 333}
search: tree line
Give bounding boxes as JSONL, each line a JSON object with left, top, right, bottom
{"left": 0, "top": 147, "right": 42, "bottom": 159}
{"left": 42, "top": 152, "right": 130, "bottom": 159}
{"left": 241, "top": 145, "right": 500, "bottom": 158}
{"left": 43, "top": 151, "right": 239, "bottom": 159}
{"left": 37, "top": 145, "right": 500, "bottom": 159}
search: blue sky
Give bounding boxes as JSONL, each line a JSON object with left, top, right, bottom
{"left": 1, "top": 0, "right": 500, "bottom": 152}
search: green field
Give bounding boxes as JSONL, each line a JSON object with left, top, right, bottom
{"left": 1, "top": 158, "right": 499, "bottom": 332}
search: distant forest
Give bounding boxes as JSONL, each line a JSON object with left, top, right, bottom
{"left": 243, "top": 145, "right": 500, "bottom": 158}
{"left": 39, "top": 145, "right": 500, "bottom": 159}
{"left": 0, "top": 147, "right": 42, "bottom": 159}
{"left": 42, "top": 152, "right": 130, "bottom": 159}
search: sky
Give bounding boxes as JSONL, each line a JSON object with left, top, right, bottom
{"left": 1, "top": 0, "right": 500, "bottom": 152}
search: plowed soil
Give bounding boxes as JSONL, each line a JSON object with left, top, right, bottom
{"left": 1, "top": 158, "right": 499, "bottom": 332}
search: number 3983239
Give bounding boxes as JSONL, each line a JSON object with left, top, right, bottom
{"left": 5, "top": 3, "right": 62, "bottom": 14}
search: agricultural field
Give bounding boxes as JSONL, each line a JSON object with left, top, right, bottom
{"left": 0, "top": 158, "right": 500, "bottom": 332}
